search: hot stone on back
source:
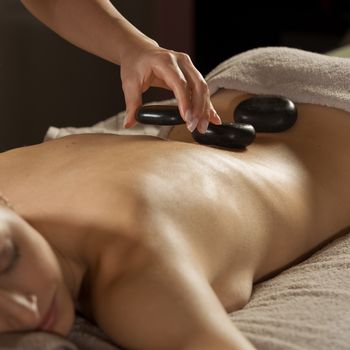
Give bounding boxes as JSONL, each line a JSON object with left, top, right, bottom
{"left": 234, "top": 96, "right": 297, "bottom": 132}
{"left": 192, "top": 123, "right": 256, "bottom": 149}
{"left": 136, "top": 105, "right": 256, "bottom": 149}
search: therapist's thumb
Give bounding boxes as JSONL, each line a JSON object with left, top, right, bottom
{"left": 122, "top": 81, "right": 142, "bottom": 129}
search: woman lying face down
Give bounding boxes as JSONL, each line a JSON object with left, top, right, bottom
{"left": 0, "top": 86, "right": 349, "bottom": 350}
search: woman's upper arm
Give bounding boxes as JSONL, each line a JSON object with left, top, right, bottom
{"left": 90, "top": 250, "right": 256, "bottom": 350}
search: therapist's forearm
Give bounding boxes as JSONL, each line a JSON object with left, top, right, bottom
{"left": 20, "top": 0, "right": 158, "bottom": 65}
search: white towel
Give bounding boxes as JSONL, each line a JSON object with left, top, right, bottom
{"left": 206, "top": 46, "right": 350, "bottom": 113}
{"left": 44, "top": 98, "right": 176, "bottom": 142}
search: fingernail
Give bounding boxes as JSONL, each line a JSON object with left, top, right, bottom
{"left": 215, "top": 113, "right": 222, "bottom": 124}
{"left": 123, "top": 118, "right": 129, "bottom": 128}
{"left": 198, "top": 119, "right": 209, "bottom": 134}
{"left": 187, "top": 118, "right": 199, "bottom": 133}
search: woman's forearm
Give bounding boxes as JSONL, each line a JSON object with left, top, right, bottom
{"left": 20, "top": 0, "right": 158, "bottom": 65}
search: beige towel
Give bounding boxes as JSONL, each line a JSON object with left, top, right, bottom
{"left": 206, "top": 46, "right": 350, "bottom": 113}
{"left": 231, "top": 232, "right": 350, "bottom": 350}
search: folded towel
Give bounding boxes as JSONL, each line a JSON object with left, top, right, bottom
{"left": 206, "top": 46, "right": 350, "bottom": 113}
{"left": 44, "top": 98, "right": 176, "bottom": 142}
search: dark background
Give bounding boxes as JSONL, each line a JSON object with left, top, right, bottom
{"left": 194, "top": 0, "right": 350, "bottom": 75}
{"left": 1, "top": 0, "right": 350, "bottom": 151}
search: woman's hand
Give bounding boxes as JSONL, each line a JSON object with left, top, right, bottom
{"left": 120, "top": 42, "right": 222, "bottom": 134}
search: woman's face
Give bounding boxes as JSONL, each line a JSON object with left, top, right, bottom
{"left": 0, "top": 204, "right": 75, "bottom": 336}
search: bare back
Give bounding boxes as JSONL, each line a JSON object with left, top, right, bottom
{"left": 0, "top": 90, "right": 349, "bottom": 344}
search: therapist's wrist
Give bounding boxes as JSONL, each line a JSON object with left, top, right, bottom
{"left": 117, "top": 32, "right": 159, "bottom": 65}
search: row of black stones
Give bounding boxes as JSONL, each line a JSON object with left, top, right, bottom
{"left": 136, "top": 96, "right": 298, "bottom": 149}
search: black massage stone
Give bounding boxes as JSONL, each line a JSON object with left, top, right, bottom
{"left": 192, "top": 123, "right": 256, "bottom": 149}
{"left": 136, "top": 105, "right": 185, "bottom": 125}
{"left": 136, "top": 104, "right": 256, "bottom": 149}
{"left": 234, "top": 96, "right": 297, "bottom": 132}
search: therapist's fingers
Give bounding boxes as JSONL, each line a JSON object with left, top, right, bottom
{"left": 151, "top": 52, "right": 222, "bottom": 133}
{"left": 121, "top": 50, "right": 191, "bottom": 128}
{"left": 178, "top": 54, "right": 222, "bottom": 133}
{"left": 121, "top": 78, "right": 142, "bottom": 128}
{"left": 120, "top": 47, "right": 222, "bottom": 132}
{"left": 150, "top": 52, "right": 192, "bottom": 121}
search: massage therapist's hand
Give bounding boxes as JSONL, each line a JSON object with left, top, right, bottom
{"left": 120, "top": 41, "right": 222, "bottom": 134}
{"left": 20, "top": 0, "right": 222, "bottom": 135}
